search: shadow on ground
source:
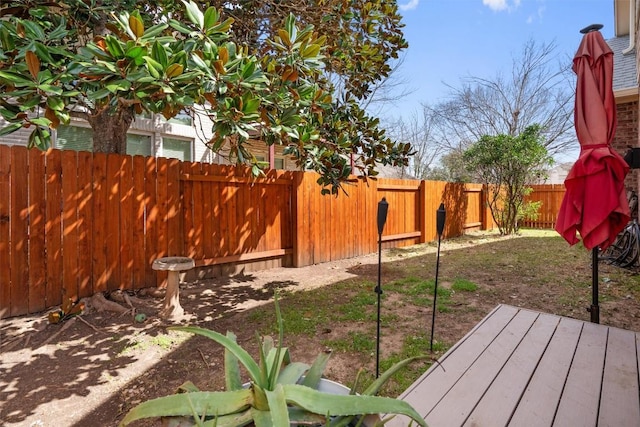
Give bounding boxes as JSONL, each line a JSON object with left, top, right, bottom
{"left": 0, "top": 271, "right": 300, "bottom": 426}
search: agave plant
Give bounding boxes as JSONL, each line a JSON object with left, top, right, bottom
{"left": 119, "top": 295, "right": 427, "bottom": 426}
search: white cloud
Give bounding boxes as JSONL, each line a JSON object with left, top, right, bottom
{"left": 482, "top": 0, "right": 521, "bottom": 12}
{"left": 483, "top": 0, "right": 508, "bottom": 11}
{"left": 399, "top": 0, "right": 419, "bottom": 11}
{"left": 538, "top": 5, "right": 546, "bottom": 19}
{"left": 526, "top": 4, "right": 546, "bottom": 24}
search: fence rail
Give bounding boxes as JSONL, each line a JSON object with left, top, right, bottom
{"left": 0, "top": 145, "right": 557, "bottom": 318}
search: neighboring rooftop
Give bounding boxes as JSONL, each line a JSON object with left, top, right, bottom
{"left": 607, "top": 35, "right": 637, "bottom": 91}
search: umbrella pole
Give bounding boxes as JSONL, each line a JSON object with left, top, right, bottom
{"left": 590, "top": 247, "right": 600, "bottom": 324}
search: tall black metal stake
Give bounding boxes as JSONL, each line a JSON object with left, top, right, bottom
{"left": 590, "top": 247, "right": 600, "bottom": 323}
{"left": 430, "top": 203, "right": 446, "bottom": 351}
{"left": 375, "top": 197, "right": 388, "bottom": 378}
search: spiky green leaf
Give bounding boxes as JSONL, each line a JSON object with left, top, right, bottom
{"left": 119, "top": 390, "right": 253, "bottom": 426}
{"left": 170, "top": 326, "right": 263, "bottom": 385}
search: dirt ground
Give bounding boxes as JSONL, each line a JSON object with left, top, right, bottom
{"left": 2, "top": 230, "right": 640, "bottom": 427}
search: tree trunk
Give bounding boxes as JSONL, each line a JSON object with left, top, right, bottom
{"left": 86, "top": 106, "right": 134, "bottom": 154}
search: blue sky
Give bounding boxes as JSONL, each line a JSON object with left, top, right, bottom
{"left": 385, "top": 0, "right": 615, "bottom": 120}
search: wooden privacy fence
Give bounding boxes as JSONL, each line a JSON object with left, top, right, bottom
{"left": 1, "top": 146, "right": 495, "bottom": 319}
{"left": 522, "top": 184, "right": 566, "bottom": 229}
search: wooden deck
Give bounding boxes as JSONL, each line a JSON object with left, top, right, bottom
{"left": 389, "top": 304, "right": 640, "bottom": 427}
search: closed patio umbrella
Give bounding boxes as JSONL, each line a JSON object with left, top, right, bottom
{"left": 555, "top": 24, "right": 631, "bottom": 324}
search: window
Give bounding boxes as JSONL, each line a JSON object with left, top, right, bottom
{"left": 126, "top": 134, "right": 152, "bottom": 157}
{"left": 162, "top": 137, "right": 192, "bottom": 161}
{"left": 256, "top": 155, "right": 285, "bottom": 169}
{"left": 55, "top": 125, "right": 93, "bottom": 152}
{"left": 160, "top": 110, "right": 193, "bottom": 126}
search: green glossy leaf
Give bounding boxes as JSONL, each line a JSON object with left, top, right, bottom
{"left": 29, "top": 117, "right": 51, "bottom": 127}
{"left": 104, "top": 35, "right": 125, "bottom": 58}
{"left": 27, "top": 127, "right": 50, "bottom": 150}
{"left": 242, "top": 98, "right": 260, "bottom": 114}
{"left": 0, "top": 71, "right": 34, "bottom": 87}
{"left": 302, "top": 44, "right": 321, "bottom": 59}
{"left": 139, "top": 23, "right": 169, "bottom": 42}
{"left": 0, "top": 26, "right": 14, "bottom": 50}
{"left": 241, "top": 61, "right": 256, "bottom": 80}
{"left": 151, "top": 41, "right": 168, "bottom": 68}
{"left": 119, "top": 390, "right": 253, "bottom": 426}
{"left": 203, "top": 7, "right": 219, "bottom": 30}
{"left": 36, "top": 84, "right": 62, "bottom": 95}
{"left": 87, "top": 87, "right": 111, "bottom": 101}
{"left": 48, "top": 21, "right": 68, "bottom": 40}
{"left": 168, "top": 19, "right": 193, "bottom": 35}
{"left": 19, "top": 20, "right": 46, "bottom": 40}
{"left": 182, "top": 0, "right": 204, "bottom": 29}
{"left": 284, "top": 13, "right": 296, "bottom": 41}
{"left": 0, "top": 123, "right": 23, "bottom": 136}
{"left": 33, "top": 42, "right": 56, "bottom": 64}
{"left": 46, "top": 96, "right": 64, "bottom": 111}
{"left": 125, "top": 46, "right": 144, "bottom": 60}
{"left": 210, "top": 17, "right": 234, "bottom": 34}
{"left": 80, "top": 44, "right": 112, "bottom": 61}
{"left": 143, "top": 56, "right": 163, "bottom": 79}
{"left": 105, "top": 79, "right": 131, "bottom": 93}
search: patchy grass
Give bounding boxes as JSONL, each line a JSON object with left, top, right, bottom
{"left": 63, "top": 228, "right": 640, "bottom": 426}
{"left": 452, "top": 278, "right": 478, "bottom": 292}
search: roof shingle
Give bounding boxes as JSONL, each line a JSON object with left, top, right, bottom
{"left": 607, "top": 35, "right": 637, "bottom": 90}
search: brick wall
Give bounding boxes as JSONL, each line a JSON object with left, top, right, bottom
{"left": 612, "top": 101, "right": 639, "bottom": 195}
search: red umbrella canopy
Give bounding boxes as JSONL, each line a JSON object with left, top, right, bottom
{"left": 555, "top": 29, "right": 630, "bottom": 250}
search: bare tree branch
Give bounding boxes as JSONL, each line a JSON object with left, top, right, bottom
{"left": 429, "top": 39, "right": 574, "bottom": 157}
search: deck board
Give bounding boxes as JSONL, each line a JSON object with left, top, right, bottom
{"left": 426, "top": 309, "right": 540, "bottom": 426}
{"left": 390, "top": 305, "right": 640, "bottom": 427}
{"left": 508, "top": 316, "right": 584, "bottom": 426}
{"left": 396, "top": 305, "right": 519, "bottom": 419}
{"left": 464, "top": 312, "right": 560, "bottom": 426}
{"left": 598, "top": 327, "right": 640, "bottom": 426}
{"left": 553, "top": 321, "right": 608, "bottom": 426}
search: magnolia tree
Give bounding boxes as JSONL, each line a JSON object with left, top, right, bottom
{"left": 0, "top": 0, "right": 411, "bottom": 193}
{"left": 463, "top": 125, "right": 553, "bottom": 235}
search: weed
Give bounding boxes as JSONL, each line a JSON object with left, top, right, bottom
{"left": 338, "top": 291, "right": 377, "bottom": 322}
{"left": 451, "top": 279, "right": 478, "bottom": 292}
{"left": 323, "top": 331, "right": 376, "bottom": 353}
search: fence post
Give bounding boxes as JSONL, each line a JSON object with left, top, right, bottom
{"left": 419, "top": 180, "right": 428, "bottom": 243}
{"left": 292, "top": 171, "right": 306, "bottom": 267}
